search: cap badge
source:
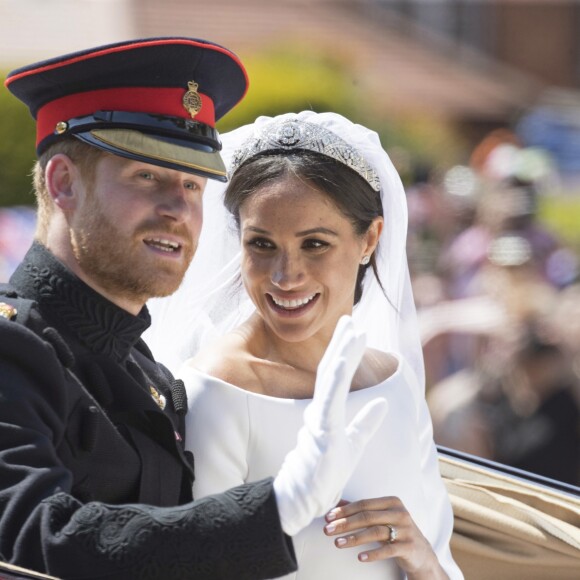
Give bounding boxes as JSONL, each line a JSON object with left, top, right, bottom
{"left": 55, "top": 121, "right": 68, "bottom": 135}
{"left": 182, "top": 81, "right": 202, "bottom": 119}
{"left": 149, "top": 386, "right": 167, "bottom": 410}
{"left": 0, "top": 302, "right": 17, "bottom": 320}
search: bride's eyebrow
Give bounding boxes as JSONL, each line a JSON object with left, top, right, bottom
{"left": 296, "top": 227, "right": 338, "bottom": 237}
{"left": 243, "top": 226, "right": 270, "bottom": 234}
{"left": 242, "top": 226, "right": 339, "bottom": 237}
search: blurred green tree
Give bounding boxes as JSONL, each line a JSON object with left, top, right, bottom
{"left": 0, "top": 75, "right": 36, "bottom": 208}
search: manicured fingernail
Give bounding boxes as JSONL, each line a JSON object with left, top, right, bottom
{"left": 326, "top": 509, "right": 339, "bottom": 521}
{"left": 325, "top": 522, "right": 336, "bottom": 533}
{"left": 336, "top": 537, "right": 347, "bottom": 547}
{"left": 359, "top": 553, "right": 369, "bottom": 562}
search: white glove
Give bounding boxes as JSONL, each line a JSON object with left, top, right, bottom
{"left": 273, "top": 315, "right": 389, "bottom": 536}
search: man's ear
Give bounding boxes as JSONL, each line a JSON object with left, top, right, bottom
{"left": 45, "top": 154, "right": 81, "bottom": 211}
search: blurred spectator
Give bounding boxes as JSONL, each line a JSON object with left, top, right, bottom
{"left": 544, "top": 282, "right": 580, "bottom": 401}
{"left": 407, "top": 163, "right": 485, "bottom": 387}
{"left": 439, "top": 177, "right": 564, "bottom": 299}
{"left": 469, "top": 128, "right": 521, "bottom": 177}
{"left": 429, "top": 323, "right": 580, "bottom": 486}
{"left": 424, "top": 233, "right": 580, "bottom": 485}
{"left": 0, "top": 207, "right": 36, "bottom": 282}
{"left": 402, "top": 129, "right": 580, "bottom": 486}
{"left": 483, "top": 331, "right": 580, "bottom": 486}
{"left": 407, "top": 163, "right": 482, "bottom": 282}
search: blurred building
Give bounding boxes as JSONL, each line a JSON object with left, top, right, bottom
{"left": 381, "top": 0, "right": 580, "bottom": 178}
{"left": 383, "top": 0, "right": 580, "bottom": 91}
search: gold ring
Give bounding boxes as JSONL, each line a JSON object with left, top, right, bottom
{"left": 386, "top": 524, "right": 398, "bottom": 543}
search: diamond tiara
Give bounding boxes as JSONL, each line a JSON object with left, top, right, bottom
{"left": 229, "top": 118, "right": 381, "bottom": 192}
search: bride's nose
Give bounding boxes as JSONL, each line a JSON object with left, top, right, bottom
{"left": 270, "top": 251, "right": 305, "bottom": 289}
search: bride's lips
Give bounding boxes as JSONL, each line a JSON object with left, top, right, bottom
{"left": 266, "top": 293, "right": 320, "bottom": 317}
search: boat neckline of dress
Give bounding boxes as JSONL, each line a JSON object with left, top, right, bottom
{"left": 183, "top": 351, "right": 404, "bottom": 402}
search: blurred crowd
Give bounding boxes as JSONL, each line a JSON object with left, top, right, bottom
{"left": 0, "top": 206, "right": 36, "bottom": 283}
{"left": 403, "top": 129, "right": 580, "bottom": 487}
{"left": 1, "top": 129, "right": 578, "bottom": 487}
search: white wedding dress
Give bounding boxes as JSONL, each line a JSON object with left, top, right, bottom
{"left": 180, "top": 354, "right": 461, "bottom": 580}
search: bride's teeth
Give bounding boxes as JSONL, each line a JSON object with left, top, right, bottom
{"left": 272, "top": 294, "right": 316, "bottom": 309}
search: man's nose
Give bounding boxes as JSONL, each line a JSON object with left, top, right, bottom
{"left": 157, "top": 184, "right": 191, "bottom": 222}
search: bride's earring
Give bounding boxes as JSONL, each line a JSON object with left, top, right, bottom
{"left": 360, "top": 255, "right": 370, "bottom": 265}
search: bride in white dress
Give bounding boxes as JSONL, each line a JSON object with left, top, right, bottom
{"left": 146, "top": 112, "right": 463, "bottom": 579}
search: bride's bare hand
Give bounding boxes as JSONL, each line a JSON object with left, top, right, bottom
{"left": 323, "top": 497, "right": 449, "bottom": 580}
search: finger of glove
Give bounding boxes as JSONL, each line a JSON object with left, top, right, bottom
{"left": 317, "top": 315, "right": 354, "bottom": 380}
{"left": 345, "top": 398, "right": 389, "bottom": 458}
{"left": 309, "top": 327, "right": 366, "bottom": 432}
{"left": 339, "top": 326, "right": 367, "bottom": 387}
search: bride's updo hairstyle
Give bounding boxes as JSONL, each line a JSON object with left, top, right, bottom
{"left": 224, "top": 149, "right": 384, "bottom": 305}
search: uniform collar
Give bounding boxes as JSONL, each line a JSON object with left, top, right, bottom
{"left": 10, "top": 241, "right": 150, "bottom": 362}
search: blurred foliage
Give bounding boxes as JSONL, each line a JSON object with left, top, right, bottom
{"left": 217, "top": 46, "right": 468, "bottom": 180}
{"left": 538, "top": 194, "right": 580, "bottom": 250}
{"left": 0, "top": 75, "right": 36, "bottom": 207}
{"left": 217, "top": 48, "right": 356, "bottom": 129}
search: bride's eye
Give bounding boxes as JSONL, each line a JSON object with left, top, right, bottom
{"left": 303, "top": 239, "right": 329, "bottom": 250}
{"left": 246, "top": 237, "right": 275, "bottom": 250}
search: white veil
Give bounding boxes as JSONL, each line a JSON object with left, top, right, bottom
{"left": 145, "top": 111, "right": 425, "bottom": 391}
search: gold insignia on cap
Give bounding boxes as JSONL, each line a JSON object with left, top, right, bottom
{"left": 182, "top": 81, "right": 202, "bottom": 119}
{"left": 55, "top": 121, "right": 68, "bottom": 134}
{"left": 0, "top": 302, "right": 17, "bottom": 320}
{"left": 149, "top": 386, "right": 167, "bottom": 410}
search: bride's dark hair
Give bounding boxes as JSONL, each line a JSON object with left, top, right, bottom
{"left": 224, "top": 150, "right": 384, "bottom": 305}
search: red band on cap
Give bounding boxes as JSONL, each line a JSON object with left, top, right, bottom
{"left": 36, "top": 86, "right": 215, "bottom": 147}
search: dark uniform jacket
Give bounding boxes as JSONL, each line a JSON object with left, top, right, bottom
{"left": 0, "top": 242, "right": 296, "bottom": 580}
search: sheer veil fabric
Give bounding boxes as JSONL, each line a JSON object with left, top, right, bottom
{"left": 145, "top": 111, "right": 425, "bottom": 393}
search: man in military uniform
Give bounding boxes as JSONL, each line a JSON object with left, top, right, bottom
{"left": 0, "top": 38, "right": 386, "bottom": 579}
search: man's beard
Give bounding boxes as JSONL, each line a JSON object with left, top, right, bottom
{"left": 70, "top": 194, "right": 195, "bottom": 305}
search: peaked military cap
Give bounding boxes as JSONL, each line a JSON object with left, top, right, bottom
{"left": 4, "top": 37, "right": 249, "bottom": 181}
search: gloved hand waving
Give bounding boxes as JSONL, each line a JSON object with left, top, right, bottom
{"left": 273, "top": 316, "right": 389, "bottom": 536}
